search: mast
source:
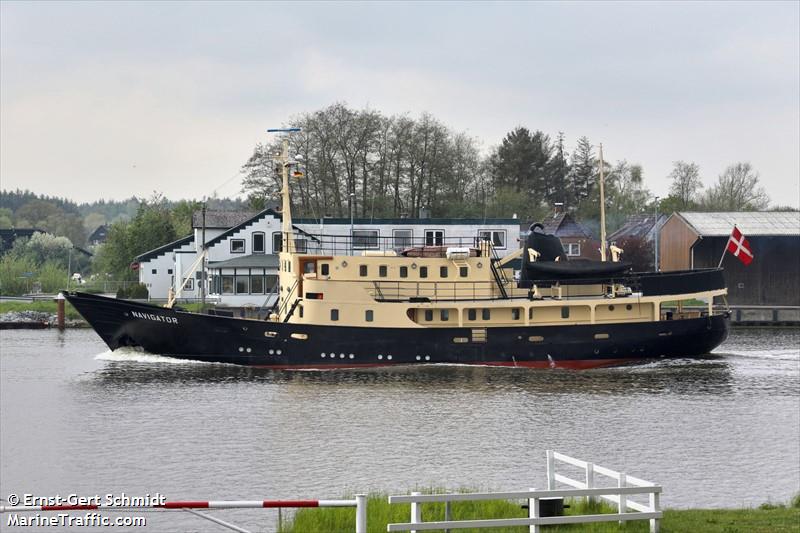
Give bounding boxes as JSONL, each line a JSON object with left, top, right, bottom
{"left": 268, "top": 128, "right": 301, "bottom": 253}
{"left": 599, "top": 143, "right": 607, "bottom": 262}
{"left": 200, "top": 202, "right": 206, "bottom": 308}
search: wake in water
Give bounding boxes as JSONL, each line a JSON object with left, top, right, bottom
{"left": 94, "top": 347, "right": 214, "bottom": 365}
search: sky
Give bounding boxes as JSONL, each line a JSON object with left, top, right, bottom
{"left": 1, "top": 1, "right": 798, "bottom": 207}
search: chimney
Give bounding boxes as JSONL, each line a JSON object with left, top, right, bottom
{"left": 554, "top": 202, "right": 564, "bottom": 215}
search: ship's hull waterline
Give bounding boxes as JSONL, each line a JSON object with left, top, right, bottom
{"left": 66, "top": 292, "right": 730, "bottom": 370}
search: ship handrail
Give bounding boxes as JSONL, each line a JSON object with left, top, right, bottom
{"left": 278, "top": 231, "right": 495, "bottom": 257}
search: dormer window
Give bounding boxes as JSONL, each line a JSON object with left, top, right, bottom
{"left": 231, "top": 239, "right": 245, "bottom": 254}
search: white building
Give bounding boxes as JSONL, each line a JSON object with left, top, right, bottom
{"left": 135, "top": 209, "right": 521, "bottom": 307}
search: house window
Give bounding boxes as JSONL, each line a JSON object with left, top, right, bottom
{"left": 565, "top": 243, "right": 581, "bottom": 257}
{"left": 440, "top": 309, "right": 449, "bottom": 321}
{"left": 294, "top": 238, "right": 308, "bottom": 253}
{"left": 359, "top": 265, "right": 368, "bottom": 277}
{"left": 459, "top": 266, "right": 468, "bottom": 278}
{"left": 222, "top": 275, "right": 234, "bottom": 294}
{"left": 468, "top": 309, "right": 477, "bottom": 321}
{"left": 393, "top": 229, "right": 413, "bottom": 248}
{"left": 235, "top": 275, "right": 249, "bottom": 294}
{"left": 273, "top": 232, "right": 283, "bottom": 253}
{"left": 352, "top": 229, "right": 379, "bottom": 249}
{"left": 251, "top": 275, "right": 264, "bottom": 294}
{"left": 440, "top": 266, "right": 448, "bottom": 278}
{"left": 321, "top": 263, "right": 330, "bottom": 276}
{"left": 265, "top": 275, "right": 279, "bottom": 293}
{"left": 231, "top": 239, "right": 245, "bottom": 254}
{"left": 419, "top": 266, "right": 428, "bottom": 278}
{"left": 482, "top": 308, "right": 491, "bottom": 320}
{"left": 167, "top": 269, "right": 173, "bottom": 275}
{"left": 379, "top": 265, "right": 388, "bottom": 277}
{"left": 400, "top": 266, "right": 408, "bottom": 278}
{"left": 365, "top": 310, "right": 374, "bottom": 322}
{"left": 252, "top": 232, "right": 265, "bottom": 254}
{"left": 425, "top": 230, "right": 444, "bottom": 246}
{"left": 331, "top": 309, "right": 339, "bottom": 321}
{"left": 184, "top": 278, "right": 194, "bottom": 291}
{"left": 152, "top": 269, "right": 157, "bottom": 275}
{"left": 424, "top": 310, "right": 433, "bottom": 321}
{"left": 478, "top": 230, "right": 507, "bottom": 249}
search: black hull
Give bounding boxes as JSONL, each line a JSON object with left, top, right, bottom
{"left": 66, "top": 292, "right": 730, "bottom": 370}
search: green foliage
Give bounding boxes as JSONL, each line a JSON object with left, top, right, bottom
{"left": 12, "top": 198, "right": 86, "bottom": 245}
{"left": 116, "top": 283, "right": 149, "bottom": 299}
{"left": 8, "top": 232, "right": 73, "bottom": 266}
{"left": 0, "top": 207, "right": 13, "bottom": 229}
{"left": 0, "top": 300, "right": 84, "bottom": 320}
{"left": 0, "top": 255, "right": 71, "bottom": 295}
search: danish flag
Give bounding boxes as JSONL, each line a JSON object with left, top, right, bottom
{"left": 726, "top": 226, "right": 753, "bottom": 266}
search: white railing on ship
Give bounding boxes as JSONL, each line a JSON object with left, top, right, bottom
{"left": 387, "top": 450, "right": 662, "bottom": 533}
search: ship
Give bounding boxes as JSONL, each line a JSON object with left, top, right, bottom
{"left": 66, "top": 130, "right": 730, "bottom": 369}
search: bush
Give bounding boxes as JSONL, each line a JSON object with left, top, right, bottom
{"left": 116, "top": 283, "right": 149, "bottom": 299}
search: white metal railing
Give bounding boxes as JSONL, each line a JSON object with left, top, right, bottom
{"left": 387, "top": 450, "right": 662, "bottom": 533}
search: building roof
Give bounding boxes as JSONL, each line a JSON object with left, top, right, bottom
{"left": 677, "top": 211, "right": 800, "bottom": 237}
{"left": 134, "top": 234, "right": 194, "bottom": 263}
{"left": 207, "top": 254, "right": 279, "bottom": 269}
{"left": 192, "top": 210, "right": 257, "bottom": 229}
{"left": 608, "top": 214, "right": 668, "bottom": 241}
{"left": 537, "top": 212, "right": 594, "bottom": 238}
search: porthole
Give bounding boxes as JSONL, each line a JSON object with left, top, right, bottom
{"left": 276, "top": 349, "right": 282, "bottom": 355}
{"left": 378, "top": 354, "right": 383, "bottom": 360}
{"left": 340, "top": 353, "right": 345, "bottom": 359}
{"left": 424, "top": 355, "right": 430, "bottom": 361}
{"left": 411, "top": 263, "right": 418, "bottom": 270}
{"left": 269, "top": 349, "right": 274, "bottom": 354}
{"left": 608, "top": 305, "right": 615, "bottom": 311}
{"left": 387, "top": 355, "right": 393, "bottom": 360}
{"left": 349, "top": 354, "right": 355, "bottom": 359}
{"left": 246, "top": 347, "right": 252, "bottom": 353}
{"left": 341, "top": 260, "right": 348, "bottom": 267}
{"left": 238, "top": 347, "right": 244, "bottom": 352}
{"left": 416, "top": 355, "right": 421, "bottom": 361}
{"left": 321, "top": 353, "right": 326, "bottom": 358}
{"left": 477, "top": 262, "right": 483, "bottom": 268}
{"left": 626, "top": 304, "right": 633, "bottom": 310}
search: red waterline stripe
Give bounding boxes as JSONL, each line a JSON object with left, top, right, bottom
{"left": 160, "top": 501, "right": 210, "bottom": 509}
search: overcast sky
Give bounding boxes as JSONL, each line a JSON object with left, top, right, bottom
{"left": 1, "top": 1, "right": 798, "bottom": 207}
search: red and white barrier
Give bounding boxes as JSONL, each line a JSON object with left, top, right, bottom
{"left": 1, "top": 496, "right": 367, "bottom": 533}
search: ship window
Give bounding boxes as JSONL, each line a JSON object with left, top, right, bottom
{"left": 482, "top": 308, "right": 491, "bottom": 320}
{"left": 365, "top": 310, "right": 373, "bottom": 322}
{"left": 440, "top": 309, "right": 449, "bottom": 321}
{"left": 222, "top": 275, "right": 234, "bottom": 294}
{"left": 453, "top": 337, "right": 469, "bottom": 343}
{"left": 235, "top": 275, "right": 249, "bottom": 294}
{"left": 360, "top": 265, "right": 368, "bottom": 277}
{"left": 424, "top": 309, "right": 433, "bottom": 321}
{"left": 425, "top": 230, "right": 444, "bottom": 246}
{"left": 321, "top": 263, "right": 329, "bottom": 276}
{"left": 440, "top": 266, "right": 448, "bottom": 278}
{"left": 528, "top": 308, "right": 534, "bottom": 320}
{"left": 400, "top": 266, "right": 408, "bottom": 278}
{"left": 468, "top": 309, "right": 477, "bottom": 321}
{"left": 419, "top": 266, "right": 428, "bottom": 278}
{"left": 352, "top": 230, "right": 379, "bottom": 249}
{"left": 393, "top": 229, "right": 413, "bottom": 248}
{"left": 459, "top": 266, "right": 468, "bottom": 278}
{"left": 298, "top": 305, "right": 304, "bottom": 318}
{"left": 561, "top": 306, "right": 570, "bottom": 318}
{"left": 594, "top": 333, "right": 609, "bottom": 340}
{"left": 252, "top": 232, "right": 265, "bottom": 254}
{"left": 478, "top": 230, "right": 507, "bottom": 249}
{"left": 379, "top": 265, "right": 388, "bottom": 277}
{"left": 273, "top": 232, "right": 282, "bottom": 253}
{"left": 529, "top": 336, "right": 544, "bottom": 342}
{"left": 251, "top": 275, "right": 264, "bottom": 294}
{"left": 512, "top": 308, "right": 521, "bottom": 320}
{"left": 231, "top": 239, "right": 245, "bottom": 254}
{"left": 331, "top": 309, "right": 339, "bottom": 321}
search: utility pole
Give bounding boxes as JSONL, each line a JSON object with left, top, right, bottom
{"left": 599, "top": 143, "right": 607, "bottom": 262}
{"left": 200, "top": 202, "right": 206, "bottom": 309}
{"left": 653, "top": 196, "right": 660, "bottom": 272}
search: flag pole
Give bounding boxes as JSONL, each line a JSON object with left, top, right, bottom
{"left": 717, "top": 224, "right": 734, "bottom": 268}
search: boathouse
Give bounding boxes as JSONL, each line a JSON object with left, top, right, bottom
{"left": 659, "top": 211, "right": 800, "bottom": 311}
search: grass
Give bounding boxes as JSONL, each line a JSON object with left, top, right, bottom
{"left": 278, "top": 492, "right": 800, "bottom": 533}
{"left": 0, "top": 300, "right": 85, "bottom": 321}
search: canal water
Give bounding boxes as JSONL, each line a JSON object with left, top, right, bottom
{"left": 1, "top": 328, "right": 798, "bottom": 531}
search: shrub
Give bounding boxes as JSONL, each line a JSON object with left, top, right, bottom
{"left": 116, "top": 283, "right": 149, "bottom": 299}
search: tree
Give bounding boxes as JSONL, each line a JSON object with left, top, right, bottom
{"left": 568, "top": 137, "right": 595, "bottom": 209}
{"left": 701, "top": 162, "right": 769, "bottom": 211}
{"left": 668, "top": 161, "right": 703, "bottom": 209}
{"left": 616, "top": 236, "right": 654, "bottom": 272}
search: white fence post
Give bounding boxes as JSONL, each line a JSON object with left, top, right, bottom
{"left": 650, "top": 491, "right": 661, "bottom": 533}
{"left": 618, "top": 472, "right": 627, "bottom": 525}
{"left": 410, "top": 491, "right": 421, "bottom": 533}
{"left": 546, "top": 450, "right": 555, "bottom": 490}
{"left": 528, "top": 487, "right": 540, "bottom": 533}
{"left": 585, "top": 462, "right": 595, "bottom": 504}
{"left": 355, "top": 494, "right": 367, "bottom": 533}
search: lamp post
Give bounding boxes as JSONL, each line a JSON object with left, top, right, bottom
{"left": 653, "top": 196, "right": 660, "bottom": 272}
{"left": 349, "top": 192, "right": 355, "bottom": 254}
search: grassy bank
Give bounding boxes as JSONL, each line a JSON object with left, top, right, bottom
{"left": 279, "top": 493, "right": 800, "bottom": 533}
{"left": 0, "top": 300, "right": 84, "bottom": 321}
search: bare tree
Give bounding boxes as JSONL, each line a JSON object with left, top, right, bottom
{"left": 701, "top": 162, "right": 769, "bottom": 211}
{"left": 668, "top": 161, "right": 703, "bottom": 208}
